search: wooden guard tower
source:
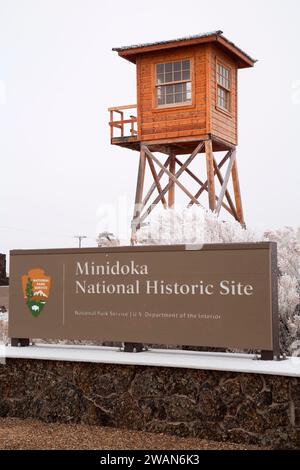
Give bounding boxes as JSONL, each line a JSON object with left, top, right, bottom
{"left": 108, "top": 31, "right": 256, "bottom": 241}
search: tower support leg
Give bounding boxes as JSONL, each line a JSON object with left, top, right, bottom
{"left": 128, "top": 146, "right": 147, "bottom": 352}
{"left": 205, "top": 140, "right": 216, "bottom": 211}
{"left": 131, "top": 146, "right": 146, "bottom": 244}
{"left": 231, "top": 157, "right": 245, "bottom": 225}
{"left": 168, "top": 152, "right": 176, "bottom": 208}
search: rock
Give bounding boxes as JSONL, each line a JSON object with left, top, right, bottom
{"left": 0, "top": 358, "right": 299, "bottom": 449}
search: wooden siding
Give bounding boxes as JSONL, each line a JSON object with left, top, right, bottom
{"left": 209, "top": 45, "right": 238, "bottom": 146}
{"left": 137, "top": 46, "right": 208, "bottom": 142}
{"left": 136, "top": 43, "right": 239, "bottom": 146}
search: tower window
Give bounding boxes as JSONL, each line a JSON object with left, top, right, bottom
{"left": 156, "top": 60, "right": 191, "bottom": 107}
{"left": 217, "top": 63, "right": 231, "bottom": 111}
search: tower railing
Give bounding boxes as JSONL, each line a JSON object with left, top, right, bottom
{"left": 108, "top": 104, "right": 138, "bottom": 139}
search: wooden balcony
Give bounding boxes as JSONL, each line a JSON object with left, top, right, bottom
{"left": 108, "top": 104, "right": 139, "bottom": 149}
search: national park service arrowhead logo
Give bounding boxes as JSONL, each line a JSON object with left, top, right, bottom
{"left": 22, "top": 269, "right": 51, "bottom": 317}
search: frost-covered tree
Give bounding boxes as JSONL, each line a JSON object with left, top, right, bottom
{"left": 97, "top": 232, "right": 120, "bottom": 247}
{"left": 264, "top": 227, "right": 300, "bottom": 355}
{"left": 137, "top": 207, "right": 262, "bottom": 245}
{"left": 137, "top": 208, "right": 300, "bottom": 356}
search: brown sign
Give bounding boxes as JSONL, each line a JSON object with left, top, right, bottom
{"left": 9, "top": 243, "right": 279, "bottom": 352}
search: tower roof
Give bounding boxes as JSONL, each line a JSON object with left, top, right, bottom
{"left": 113, "top": 31, "right": 256, "bottom": 68}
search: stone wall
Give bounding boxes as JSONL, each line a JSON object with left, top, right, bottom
{"left": 0, "top": 254, "right": 8, "bottom": 286}
{"left": 0, "top": 359, "right": 299, "bottom": 449}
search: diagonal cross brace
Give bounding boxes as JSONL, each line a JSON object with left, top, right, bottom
{"left": 143, "top": 146, "right": 203, "bottom": 206}
{"left": 215, "top": 150, "right": 237, "bottom": 216}
{"left": 213, "top": 157, "right": 238, "bottom": 220}
{"left": 175, "top": 157, "right": 234, "bottom": 216}
{"left": 142, "top": 156, "right": 170, "bottom": 208}
{"left": 139, "top": 142, "right": 205, "bottom": 225}
{"left": 146, "top": 154, "right": 167, "bottom": 208}
{"left": 188, "top": 150, "right": 232, "bottom": 207}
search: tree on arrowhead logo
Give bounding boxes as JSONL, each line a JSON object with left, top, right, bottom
{"left": 21, "top": 269, "right": 51, "bottom": 317}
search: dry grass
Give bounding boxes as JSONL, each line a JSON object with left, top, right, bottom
{"left": 0, "top": 418, "right": 265, "bottom": 450}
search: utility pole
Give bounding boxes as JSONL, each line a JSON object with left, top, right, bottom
{"left": 74, "top": 235, "right": 87, "bottom": 248}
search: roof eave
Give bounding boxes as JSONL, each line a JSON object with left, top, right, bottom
{"left": 114, "top": 33, "right": 257, "bottom": 68}
{"left": 215, "top": 36, "right": 256, "bottom": 68}
{"left": 114, "top": 33, "right": 221, "bottom": 64}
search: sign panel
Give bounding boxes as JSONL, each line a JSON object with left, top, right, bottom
{"left": 9, "top": 243, "right": 279, "bottom": 351}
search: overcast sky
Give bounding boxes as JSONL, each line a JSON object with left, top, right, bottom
{"left": 0, "top": 0, "right": 300, "bottom": 259}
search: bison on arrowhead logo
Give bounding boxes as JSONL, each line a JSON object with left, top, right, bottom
{"left": 22, "top": 269, "right": 51, "bottom": 317}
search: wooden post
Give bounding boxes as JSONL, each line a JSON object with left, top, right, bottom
{"left": 131, "top": 147, "right": 146, "bottom": 243}
{"left": 128, "top": 146, "right": 147, "bottom": 353}
{"left": 110, "top": 111, "right": 113, "bottom": 140}
{"left": 205, "top": 140, "right": 216, "bottom": 211}
{"left": 189, "top": 151, "right": 230, "bottom": 206}
{"left": 130, "top": 115, "right": 136, "bottom": 136}
{"left": 231, "top": 155, "right": 245, "bottom": 225}
{"left": 215, "top": 150, "right": 236, "bottom": 216}
{"left": 168, "top": 152, "right": 176, "bottom": 208}
{"left": 120, "top": 111, "right": 124, "bottom": 137}
{"left": 213, "top": 157, "right": 238, "bottom": 220}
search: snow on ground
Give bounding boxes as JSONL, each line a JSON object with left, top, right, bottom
{"left": 0, "top": 310, "right": 8, "bottom": 345}
{"left": 0, "top": 311, "right": 8, "bottom": 322}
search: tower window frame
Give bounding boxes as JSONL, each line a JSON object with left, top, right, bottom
{"left": 216, "top": 62, "right": 231, "bottom": 113}
{"left": 155, "top": 59, "right": 192, "bottom": 108}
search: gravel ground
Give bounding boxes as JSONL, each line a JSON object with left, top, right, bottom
{"left": 0, "top": 418, "right": 265, "bottom": 450}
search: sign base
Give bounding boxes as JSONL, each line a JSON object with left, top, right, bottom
{"left": 11, "top": 338, "right": 30, "bottom": 347}
{"left": 123, "top": 342, "right": 144, "bottom": 353}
